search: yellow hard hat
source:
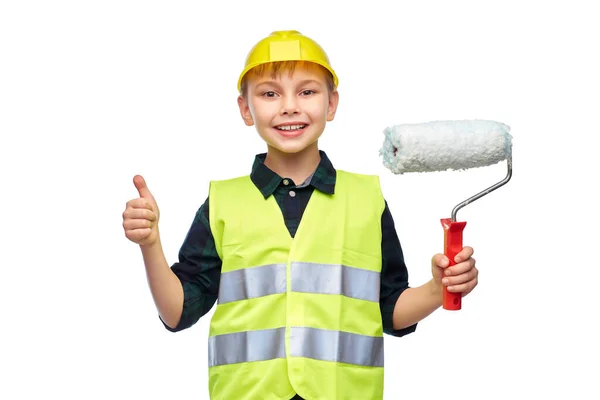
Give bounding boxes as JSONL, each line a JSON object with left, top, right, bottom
{"left": 237, "top": 30, "right": 339, "bottom": 92}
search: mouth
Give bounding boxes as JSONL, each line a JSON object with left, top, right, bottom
{"left": 274, "top": 123, "right": 308, "bottom": 137}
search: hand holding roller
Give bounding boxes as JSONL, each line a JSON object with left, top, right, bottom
{"left": 379, "top": 119, "right": 513, "bottom": 310}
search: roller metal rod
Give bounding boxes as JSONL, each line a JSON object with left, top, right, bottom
{"left": 451, "top": 157, "right": 513, "bottom": 222}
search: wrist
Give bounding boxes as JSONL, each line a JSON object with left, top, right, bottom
{"left": 428, "top": 279, "right": 443, "bottom": 301}
{"left": 140, "top": 237, "right": 163, "bottom": 256}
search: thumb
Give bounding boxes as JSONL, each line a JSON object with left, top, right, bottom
{"left": 431, "top": 253, "right": 449, "bottom": 270}
{"left": 436, "top": 254, "right": 450, "bottom": 268}
{"left": 133, "top": 175, "right": 155, "bottom": 201}
{"left": 430, "top": 253, "right": 448, "bottom": 283}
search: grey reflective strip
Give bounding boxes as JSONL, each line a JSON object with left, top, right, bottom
{"left": 291, "top": 262, "right": 380, "bottom": 302}
{"left": 218, "top": 263, "right": 287, "bottom": 304}
{"left": 290, "top": 327, "right": 384, "bottom": 367}
{"left": 208, "top": 328, "right": 286, "bottom": 367}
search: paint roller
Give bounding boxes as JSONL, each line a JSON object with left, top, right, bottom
{"left": 379, "top": 119, "right": 513, "bottom": 310}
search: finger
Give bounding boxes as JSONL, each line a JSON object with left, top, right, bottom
{"left": 443, "top": 266, "right": 478, "bottom": 285}
{"left": 126, "top": 198, "right": 153, "bottom": 211}
{"left": 444, "top": 258, "right": 476, "bottom": 276}
{"left": 123, "top": 218, "right": 153, "bottom": 231}
{"left": 446, "top": 276, "right": 478, "bottom": 295}
{"left": 123, "top": 207, "right": 157, "bottom": 221}
{"left": 454, "top": 246, "right": 474, "bottom": 263}
{"left": 126, "top": 228, "right": 152, "bottom": 241}
{"left": 133, "top": 175, "right": 155, "bottom": 200}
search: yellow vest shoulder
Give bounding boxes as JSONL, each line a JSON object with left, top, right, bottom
{"left": 209, "top": 174, "right": 251, "bottom": 185}
{"left": 336, "top": 169, "right": 383, "bottom": 194}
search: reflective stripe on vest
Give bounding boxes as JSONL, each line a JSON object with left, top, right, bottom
{"left": 217, "top": 262, "right": 381, "bottom": 305}
{"left": 207, "top": 170, "right": 386, "bottom": 400}
{"left": 209, "top": 326, "right": 384, "bottom": 368}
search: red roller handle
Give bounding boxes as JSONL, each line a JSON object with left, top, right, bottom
{"left": 441, "top": 218, "right": 467, "bottom": 310}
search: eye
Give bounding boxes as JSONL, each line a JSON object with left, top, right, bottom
{"left": 300, "top": 90, "right": 315, "bottom": 96}
{"left": 262, "top": 91, "right": 277, "bottom": 98}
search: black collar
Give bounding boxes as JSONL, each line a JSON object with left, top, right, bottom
{"left": 250, "top": 150, "right": 336, "bottom": 198}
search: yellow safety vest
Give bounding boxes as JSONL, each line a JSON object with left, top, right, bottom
{"left": 207, "top": 170, "right": 386, "bottom": 400}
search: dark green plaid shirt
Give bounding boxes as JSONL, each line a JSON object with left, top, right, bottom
{"left": 162, "top": 150, "right": 417, "bottom": 339}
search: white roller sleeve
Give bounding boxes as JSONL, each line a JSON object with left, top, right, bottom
{"left": 379, "top": 119, "right": 512, "bottom": 174}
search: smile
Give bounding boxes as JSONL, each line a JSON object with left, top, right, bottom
{"left": 273, "top": 123, "right": 308, "bottom": 138}
{"left": 275, "top": 124, "right": 307, "bottom": 131}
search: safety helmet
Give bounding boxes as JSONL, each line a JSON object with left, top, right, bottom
{"left": 237, "top": 30, "right": 339, "bottom": 92}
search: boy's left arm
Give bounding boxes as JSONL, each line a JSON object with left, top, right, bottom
{"left": 392, "top": 246, "right": 479, "bottom": 331}
{"left": 379, "top": 200, "right": 479, "bottom": 332}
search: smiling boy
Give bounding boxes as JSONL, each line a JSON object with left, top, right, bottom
{"left": 123, "top": 30, "right": 479, "bottom": 400}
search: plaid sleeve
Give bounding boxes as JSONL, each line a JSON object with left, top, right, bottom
{"left": 160, "top": 197, "right": 221, "bottom": 332}
{"left": 379, "top": 200, "right": 418, "bottom": 337}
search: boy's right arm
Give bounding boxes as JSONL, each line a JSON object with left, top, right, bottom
{"left": 124, "top": 175, "right": 221, "bottom": 330}
{"left": 139, "top": 240, "right": 184, "bottom": 329}
{"left": 123, "top": 175, "right": 184, "bottom": 328}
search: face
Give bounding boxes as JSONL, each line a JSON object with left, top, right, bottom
{"left": 237, "top": 64, "right": 339, "bottom": 155}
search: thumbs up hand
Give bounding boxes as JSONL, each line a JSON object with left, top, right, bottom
{"left": 123, "top": 175, "right": 161, "bottom": 246}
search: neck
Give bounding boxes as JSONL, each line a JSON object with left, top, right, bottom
{"left": 264, "top": 142, "right": 321, "bottom": 185}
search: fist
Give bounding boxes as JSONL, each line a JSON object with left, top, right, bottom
{"left": 431, "top": 246, "right": 478, "bottom": 297}
{"left": 123, "top": 175, "right": 160, "bottom": 246}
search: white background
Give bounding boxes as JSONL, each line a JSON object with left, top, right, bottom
{"left": 1, "top": 0, "right": 598, "bottom": 399}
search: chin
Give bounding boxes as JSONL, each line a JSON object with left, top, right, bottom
{"left": 273, "top": 144, "right": 313, "bottom": 154}
{"left": 260, "top": 129, "right": 323, "bottom": 155}
{"left": 263, "top": 138, "right": 321, "bottom": 155}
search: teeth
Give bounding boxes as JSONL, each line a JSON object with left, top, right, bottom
{"left": 277, "top": 124, "right": 305, "bottom": 131}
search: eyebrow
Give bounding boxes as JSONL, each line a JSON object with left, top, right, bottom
{"left": 254, "top": 79, "right": 323, "bottom": 90}
{"left": 296, "top": 79, "right": 322, "bottom": 87}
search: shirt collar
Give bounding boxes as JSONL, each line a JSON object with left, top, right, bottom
{"left": 250, "top": 150, "right": 336, "bottom": 198}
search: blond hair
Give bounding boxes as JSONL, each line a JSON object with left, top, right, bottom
{"left": 240, "top": 61, "right": 335, "bottom": 98}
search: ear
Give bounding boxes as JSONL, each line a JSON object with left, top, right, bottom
{"left": 237, "top": 95, "right": 254, "bottom": 126}
{"left": 326, "top": 89, "right": 339, "bottom": 122}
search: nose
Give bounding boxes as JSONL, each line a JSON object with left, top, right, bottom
{"left": 280, "top": 95, "right": 299, "bottom": 116}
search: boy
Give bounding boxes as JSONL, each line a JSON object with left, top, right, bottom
{"left": 122, "top": 30, "right": 478, "bottom": 400}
